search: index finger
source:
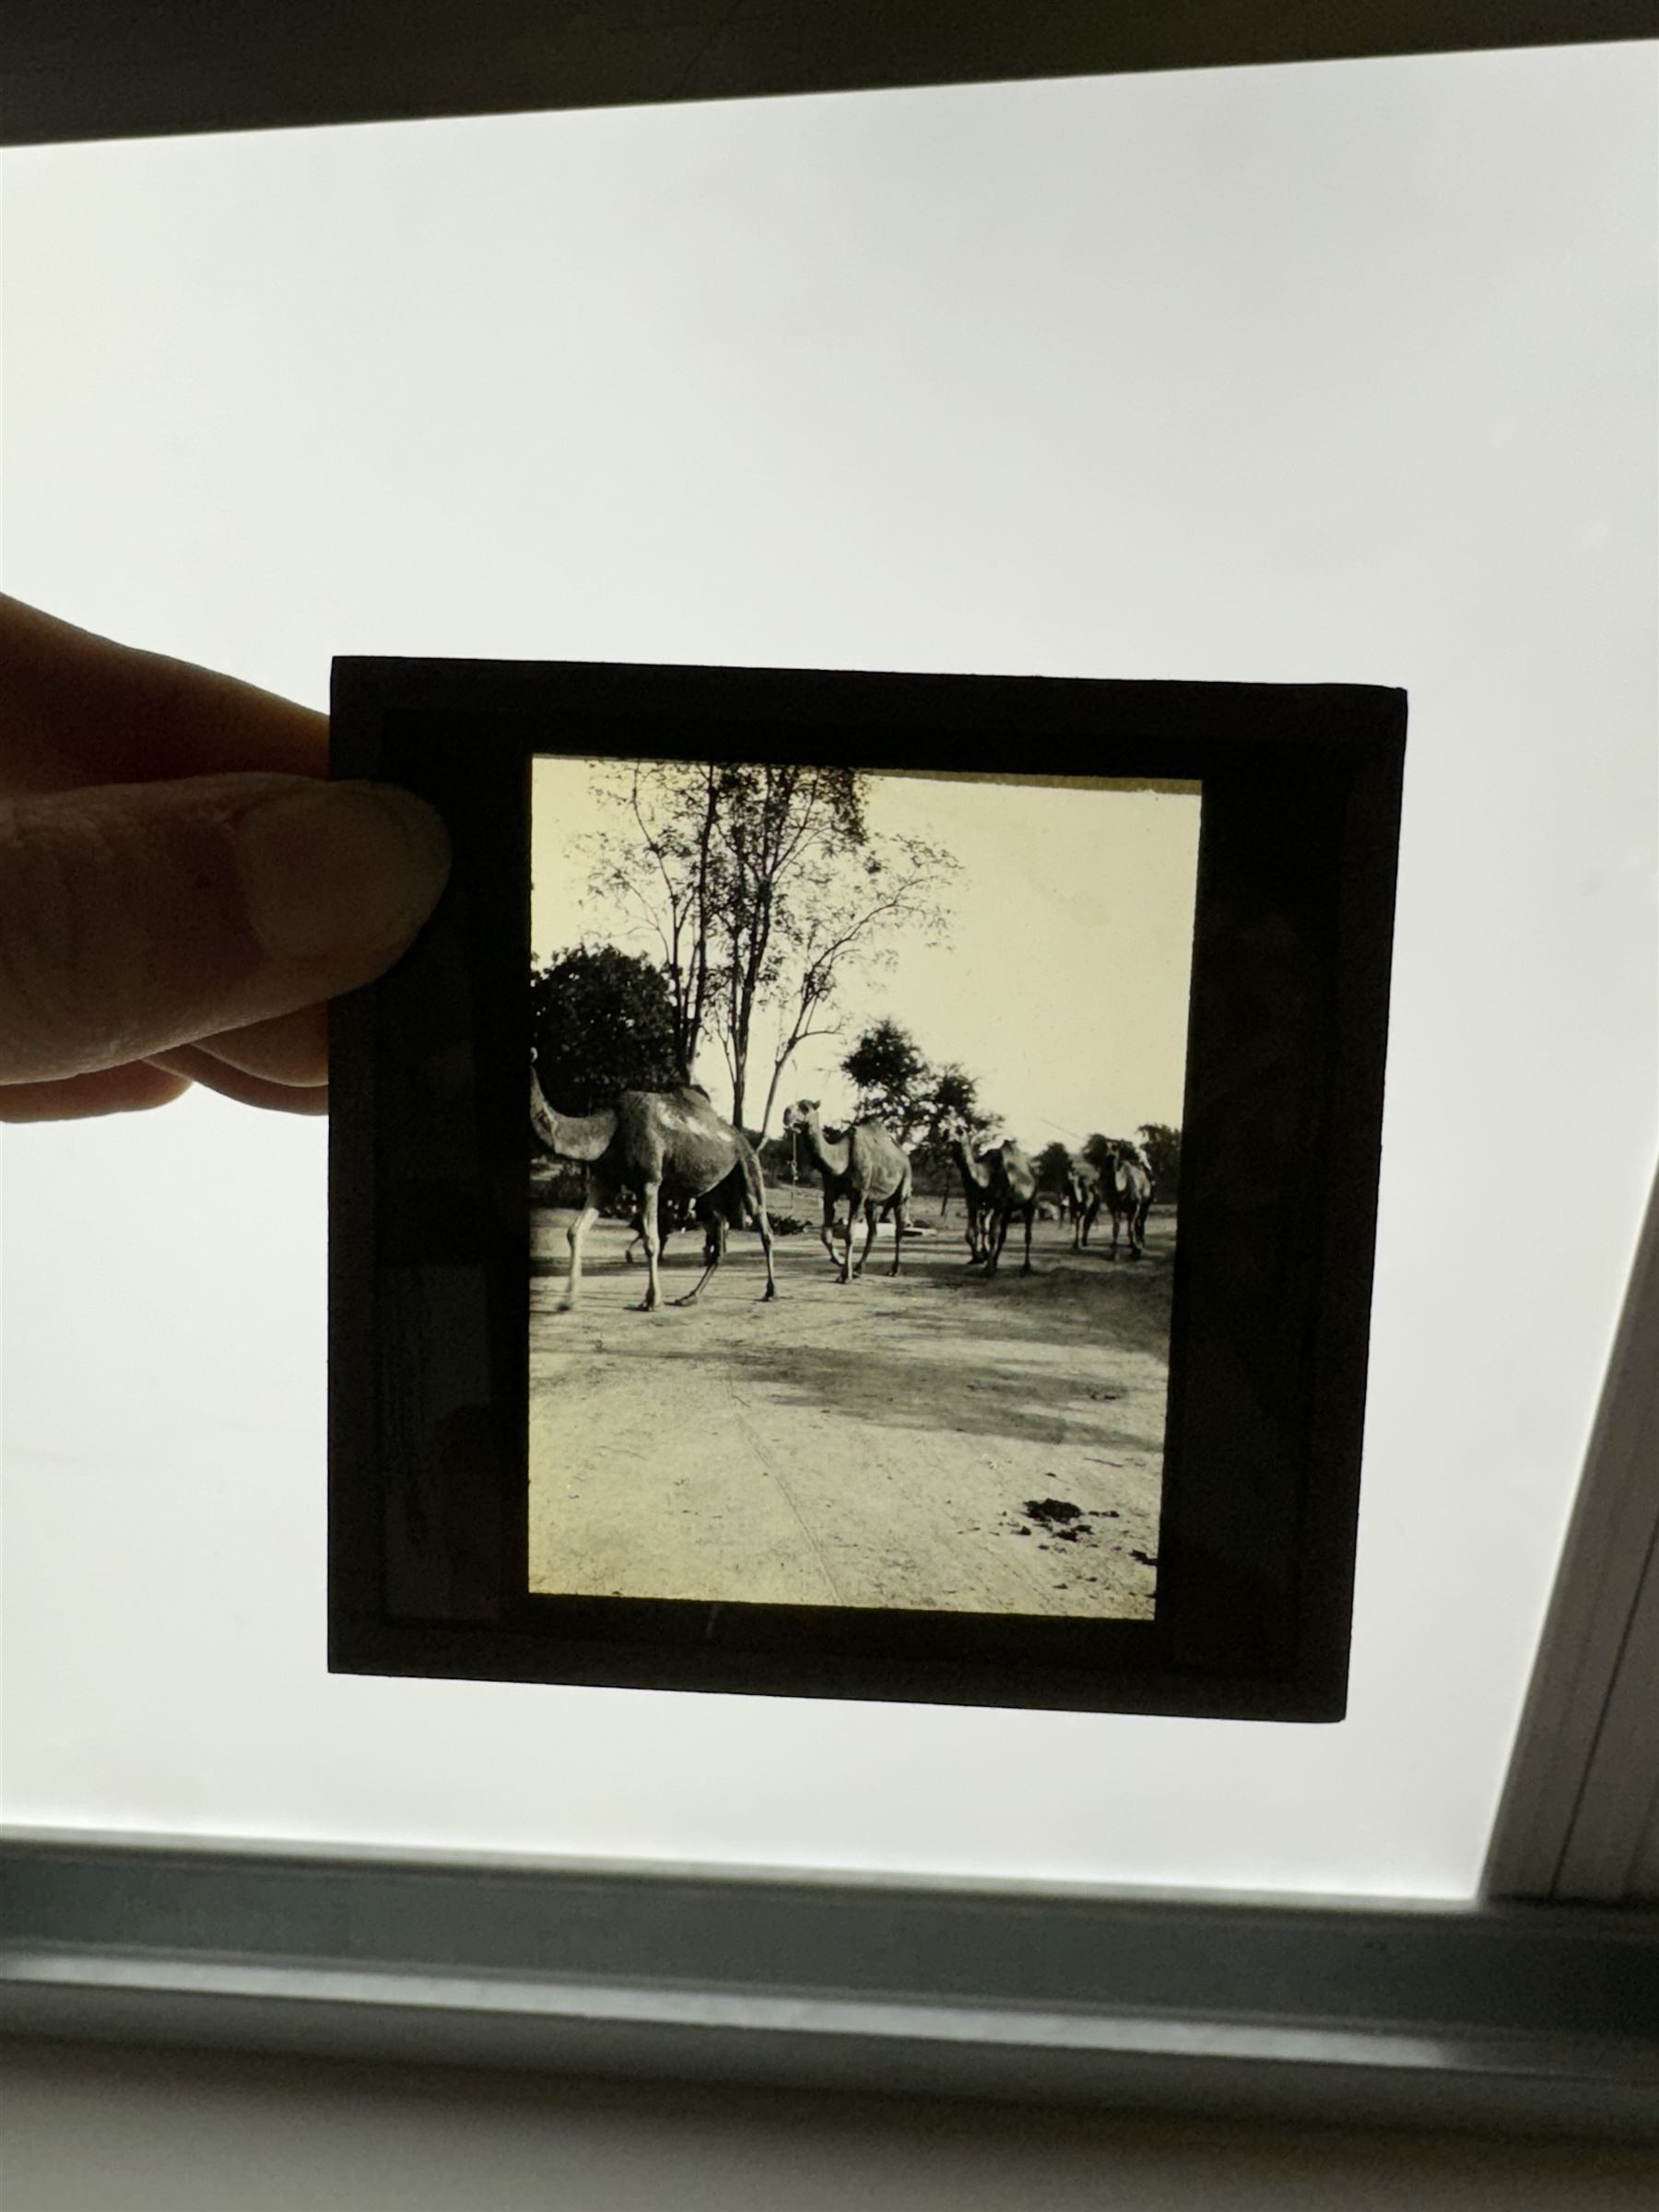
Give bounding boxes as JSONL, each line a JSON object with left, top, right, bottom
{"left": 0, "top": 594, "right": 327, "bottom": 796}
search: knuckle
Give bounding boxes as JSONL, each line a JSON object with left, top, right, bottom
{"left": 0, "top": 795, "right": 241, "bottom": 1079}
{"left": 0, "top": 808, "right": 116, "bottom": 1072}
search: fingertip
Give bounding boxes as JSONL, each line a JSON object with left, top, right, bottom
{"left": 234, "top": 781, "right": 452, "bottom": 961}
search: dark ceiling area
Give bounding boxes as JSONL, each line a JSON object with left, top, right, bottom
{"left": 5, "top": 1, "right": 1655, "bottom": 147}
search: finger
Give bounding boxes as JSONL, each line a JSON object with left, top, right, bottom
{"left": 0, "top": 594, "right": 328, "bottom": 796}
{"left": 146, "top": 1044, "right": 330, "bottom": 1115}
{"left": 0, "top": 1062, "right": 194, "bottom": 1123}
{"left": 192, "top": 1004, "right": 329, "bottom": 1089}
{"left": 0, "top": 770, "right": 450, "bottom": 1085}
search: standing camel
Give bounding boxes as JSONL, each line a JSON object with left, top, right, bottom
{"left": 939, "top": 1111, "right": 994, "bottom": 1265}
{"left": 1100, "top": 1139, "right": 1154, "bottom": 1260}
{"left": 781, "top": 1100, "right": 912, "bottom": 1284}
{"left": 1063, "top": 1154, "right": 1102, "bottom": 1252}
{"left": 531, "top": 1059, "right": 777, "bottom": 1312}
{"left": 622, "top": 1084, "right": 711, "bottom": 1266}
{"left": 940, "top": 1114, "right": 1038, "bottom": 1277}
{"left": 983, "top": 1135, "right": 1040, "bottom": 1277}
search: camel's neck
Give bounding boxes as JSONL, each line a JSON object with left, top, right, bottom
{"left": 951, "top": 1139, "right": 992, "bottom": 1191}
{"left": 801, "top": 1119, "right": 851, "bottom": 1177}
{"left": 531, "top": 1078, "right": 617, "bottom": 1164}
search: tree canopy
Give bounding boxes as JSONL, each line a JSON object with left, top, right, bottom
{"left": 841, "top": 1017, "right": 933, "bottom": 1137}
{"left": 529, "top": 944, "right": 682, "bottom": 1115}
{"left": 1034, "top": 1140, "right": 1076, "bottom": 1195}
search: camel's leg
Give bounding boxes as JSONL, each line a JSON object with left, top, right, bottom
{"left": 1020, "top": 1204, "right": 1034, "bottom": 1275}
{"left": 858, "top": 1203, "right": 885, "bottom": 1291}
{"left": 984, "top": 1207, "right": 1007, "bottom": 1278}
{"left": 635, "top": 1180, "right": 664, "bottom": 1312}
{"left": 673, "top": 1201, "right": 724, "bottom": 1307}
{"left": 818, "top": 1191, "right": 840, "bottom": 1266}
{"left": 839, "top": 1199, "right": 860, "bottom": 1285}
{"left": 965, "top": 1201, "right": 986, "bottom": 1266}
{"left": 563, "top": 1200, "right": 601, "bottom": 1310}
{"left": 626, "top": 1215, "right": 671, "bottom": 1266}
{"left": 888, "top": 1187, "right": 909, "bottom": 1277}
{"left": 755, "top": 1199, "right": 778, "bottom": 1301}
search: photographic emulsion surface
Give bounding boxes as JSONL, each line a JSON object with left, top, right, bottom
{"left": 527, "top": 757, "right": 1199, "bottom": 1622}
{"left": 330, "top": 656, "right": 1406, "bottom": 1720}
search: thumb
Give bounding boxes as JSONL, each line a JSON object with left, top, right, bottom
{"left": 0, "top": 771, "right": 450, "bottom": 1084}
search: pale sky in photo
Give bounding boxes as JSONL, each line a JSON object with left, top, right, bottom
{"left": 531, "top": 759, "right": 1201, "bottom": 1144}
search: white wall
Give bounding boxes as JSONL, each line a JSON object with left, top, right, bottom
{"left": 2, "top": 2041, "right": 1655, "bottom": 2212}
{"left": 2, "top": 44, "right": 1655, "bottom": 1898}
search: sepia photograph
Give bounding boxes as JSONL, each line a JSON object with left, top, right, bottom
{"left": 334, "top": 656, "right": 1401, "bottom": 1712}
{"left": 527, "top": 754, "right": 1201, "bottom": 1621}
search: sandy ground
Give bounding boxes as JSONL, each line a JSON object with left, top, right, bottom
{"left": 528, "top": 1196, "right": 1173, "bottom": 1618}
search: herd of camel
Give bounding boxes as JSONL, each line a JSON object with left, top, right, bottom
{"left": 531, "top": 1054, "right": 1156, "bottom": 1315}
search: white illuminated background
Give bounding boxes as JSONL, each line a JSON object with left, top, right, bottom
{"left": 1, "top": 42, "right": 1654, "bottom": 1896}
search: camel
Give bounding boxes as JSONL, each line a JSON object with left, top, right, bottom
{"left": 530, "top": 1057, "right": 777, "bottom": 1312}
{"left": 781, "top": 1100, "right": 912, "bottom": 1283}
{"left": 1100, "top": 1138, "right": 1154, "bottom": 1260}
{"left": 939, "top": 1111, "right": 994, "bottom": 1265}
{"left": 940, "top": 1113, "right": 1038, "bottom": 1277}
{"left": 1063, "top": 1154, "right": 1102, "bottom": 1252}
{"left": 982, "top": 1135, "right": 1040, "bottom": 1277}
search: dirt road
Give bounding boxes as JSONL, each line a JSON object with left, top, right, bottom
{"left": 528, "top": 1200, "right": 1172, "bottom": 1618}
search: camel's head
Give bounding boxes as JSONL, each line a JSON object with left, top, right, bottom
{"left": 936, "top": 1109, "right": 974, "bottom": 1147}
{"left": 782, "top": 1100, "right": 820, "bottom": 1135}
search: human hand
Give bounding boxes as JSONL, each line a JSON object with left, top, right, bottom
{"left": 0, "top": 594, "right": 450, "bottom": 1120}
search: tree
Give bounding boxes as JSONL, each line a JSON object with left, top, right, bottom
{"left": 841, "top": 1018, "right": 932, "bottom": 1137}
{"left": 926, "top": 1064, "right": 989, "bottom": 1135}
{"left": 1034, "top": 1140, "right": 1075, "bottom": 1197}
{"left": 529, "top": 945, "right": 682, "bottom": 1116}
{"left": 911, "top": 1062, "right": 996, "bottom": 1214}
{"left": 584, "top": 760, "right": 956, "bottom": 1135}
{"left": 1136, "top": 1123, "right": 1182, "bottom": 1201}
{"left": 583, "top": 762, "right": 723, "bottom": 1086}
